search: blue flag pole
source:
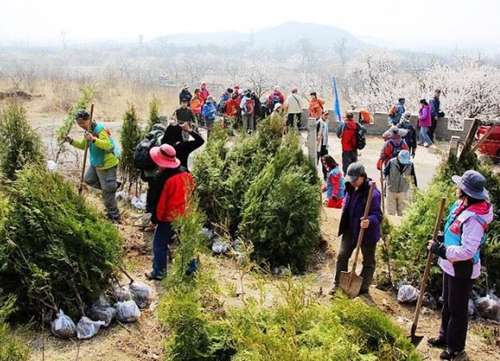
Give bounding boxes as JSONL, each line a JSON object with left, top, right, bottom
{"left": 332, "top": 76, "right": 342, "bottom": 123}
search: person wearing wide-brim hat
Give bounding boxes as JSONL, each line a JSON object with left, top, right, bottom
{"left": 427, "top": 170, "right": 493, "bottom": 360}
{"left": 145, "top": 144, "right": 194, "bottom": 281}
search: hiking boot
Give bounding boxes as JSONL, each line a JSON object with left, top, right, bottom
{"left": 427, "top": 337, "right": 447, "bottom": 348}
{"left": 440, "top": 349, "right": 463, "bottom": 360}
{"left": 144, "top": 272, "right": 164, "bottom": 281}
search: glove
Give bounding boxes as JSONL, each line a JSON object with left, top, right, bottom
{"left": 430, "top": 241, "right": 447, "bottom": 259}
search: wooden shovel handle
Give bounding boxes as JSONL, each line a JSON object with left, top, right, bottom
{"left": 351, "top": 181, "right": 376, "bottom": 271}
{"left": 78, "top": 104, "right": 94, "bottom": 194}
{"left": 411, "top": 197, "right": 447, "bottom": 335}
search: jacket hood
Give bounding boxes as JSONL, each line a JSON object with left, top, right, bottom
{"left": 465, "top": 201, "right": 494, "bottom": 224}
{"left": 345, "top": 120, "right": 358, "bottom": 130}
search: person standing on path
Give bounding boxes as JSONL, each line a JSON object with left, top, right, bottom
{"left": 427, "top": 170, "right": 493, "bottom": 360}
{"left": 145, "top": 144, "right": 194, "bottom": 280}
{"left": 66, "top": 109, "right": 121, "bottom": 222}
{"left": 337, "top": 112, "right": 359, "bottom": 174}
{"left": 383, "top": 150, "right": 417, "bottom": 216}
{"left": 284, "top": 87, "right": 303, "bottom": 130}
{"left": 316, "top": 110, "right": 330, "bottom": 180}
{"left": 330, "top": 162, "right": 383, "bottom": 295}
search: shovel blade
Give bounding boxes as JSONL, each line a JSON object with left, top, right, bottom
{"left": 339, "top": 271, "right": 363, "bottom": 298}
{"left": 408, "top": 323, "right": 424, "bottom": 346}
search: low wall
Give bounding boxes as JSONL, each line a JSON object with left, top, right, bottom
{"left": 300, "top": 108, "right": 474, "bottom": 141}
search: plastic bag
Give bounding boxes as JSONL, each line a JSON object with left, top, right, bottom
{"left": 46, "top": 160, "right": 57, "bottom": 172}
{"left": 475, "top": 290, "right": 500, "bottom": 322}
{"left": 129, "top": 281, "right": 152, "bottom": 309}
{"left": 115, "top": 300, "right": 141, "bottom": 322}
{"left": 51, "top": 310, "right": 76, "bottom": 339}
{"left": 87, "top": 306, "right": 116, "bottom": 327}
{"left": 397, "top": 285, "right": 419, "bottom": 304}
{"left": 468, "top": 299, "right": 476, "bottom": 317}
{"left": 200, "top": 228, "right": 215, "bottom": 241}
{"left": 111, "top": 284, "right": 132, "bottom": 302}
{"left": 131, "top": 196, "right": 146, "bottom": 210}
{"left": 212, "top": 239, "right": 229, "bottom": 254}
{"left": 76, "top": 316, "right": 105, "bottom": 339}
{"left": 116, "top": 190, "right": 130, "bottom": 202}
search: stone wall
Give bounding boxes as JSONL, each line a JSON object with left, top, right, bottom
{"left": 300, "top": 108, "right": 474, "bottom": 141}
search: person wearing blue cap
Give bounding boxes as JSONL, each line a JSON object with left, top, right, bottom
{"left": 382, "top": 149, "right": 417, "bottom": 216}
{"left": 427, "top": 170, "right": 493, "bottom": 360}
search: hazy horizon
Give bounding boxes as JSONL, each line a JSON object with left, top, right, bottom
{"left": 1, "top": 0, "right": 499, "bottom": 51}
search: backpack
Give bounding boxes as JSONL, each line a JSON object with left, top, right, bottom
{"left": 133, "top": 125, "right": 166, "bottom": 170}
{"left": 388, "top": 138, "right": 405, "bottom": 159}
{"left": 355, "top": 123, "right": 366, "bottom": 150}
{"left": 388, "top": 105, "right": 397, "bottom": 118}
{"left": 244, "top": 98, "right": 255, "bottom": 116}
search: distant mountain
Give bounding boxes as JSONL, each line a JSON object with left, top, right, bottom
{"left": 151, "top": 21, "right": 364, "bottom": 48}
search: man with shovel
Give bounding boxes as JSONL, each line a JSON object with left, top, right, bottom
{"left": 330, "top": 163, "right": 383, "bottom": 296}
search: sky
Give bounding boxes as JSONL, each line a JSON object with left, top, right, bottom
{"left": 1, "top": 0, "right": 499, "bottom": 48}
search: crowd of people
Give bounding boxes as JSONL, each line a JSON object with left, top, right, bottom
{"left": 65, "top": 82, "right": 491, "bottom": 360}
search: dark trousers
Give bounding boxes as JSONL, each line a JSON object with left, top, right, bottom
{"left": 342, "top": 151, "right": 358, "bottom": 175}
{"left": 317, "top": 145, "right": 328, "bottom": 181}
{"left": 286, "top": 113, "right": 302, "bottom": 129}
{"left": 429, "top": 116, "right": 438, "bottom": 142}
{"left": 439, "top": 272, "right": 474, "bottom": 353}
{"left": 334, "top": 231, "right": 377, "bottom": 292}
{"left": 152, "top": 222, "right": 175, "bottom": 278}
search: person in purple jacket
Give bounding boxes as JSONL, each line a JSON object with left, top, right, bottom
{"left": 330, "top": 162, "right": 383, "bottom": 295}
{"left": 418, "top": 98, "right": 433, "bottom": 147}
{"left": 427, "top": 170, "right": 493, "bottom": 360}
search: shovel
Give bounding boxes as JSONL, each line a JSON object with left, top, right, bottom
{"left": 339, "top": 181, "right": 376, "bottom": 298}
{"left": 409, "top": 197, "right": 447, "bottom": 345}
{"left": 78, "top": 104, "right": 95, "bottom": 194}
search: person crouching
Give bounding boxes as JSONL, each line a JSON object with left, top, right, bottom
{"left": 321, "top": 155, "right": 345, "bottom": 208}
{"left": 145, "top": 144, "right": 194, "bottom": 281}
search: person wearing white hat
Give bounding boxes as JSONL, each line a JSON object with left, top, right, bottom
{"left": 145, "top": 144, "right": 194, "bottom": 280}
{"left": 382, "top": 149, "right": 418, "bottom": 216}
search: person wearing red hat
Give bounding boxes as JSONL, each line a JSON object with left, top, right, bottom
{"left": 145, "top": 144, "right": 194, "bottom": 280}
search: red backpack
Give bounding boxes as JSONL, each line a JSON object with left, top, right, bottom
{"left": 245, "top": 99, "right": 255, "bottom": 116}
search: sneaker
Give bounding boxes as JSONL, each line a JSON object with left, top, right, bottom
{"left": 427, "top": 337, "right": 447, "bottom": 348}
{"left": 144, "top": 272, "right": 164, "bottom": 281}
{"left": 424, "top": 142, "right": 429, "bottom": 148}
{"left": 440, "top": 348, "right": 463, "bottom": 360}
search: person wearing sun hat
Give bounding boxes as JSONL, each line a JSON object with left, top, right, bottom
{"left": 382, "top": 149, "right": 418, "bottom": 216}
{"left": 427, "top": 170, "right": 493, "bottom": 360}
{"left": 145, "top": 144, "right": 194, "bottom": 281}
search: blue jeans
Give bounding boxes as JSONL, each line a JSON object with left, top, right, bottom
{"left": 152, "top": 222, "right": 174, "bottom": 278}
{"left": 419, "top": 126, "right": 433, "bottom": 145}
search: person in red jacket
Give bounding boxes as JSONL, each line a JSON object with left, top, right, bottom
{"left": 377, "top": 126, "right": 409, "bottom": 170}
{"left": 337, "top": 112, "right": 360, "bottom": 174}
{"left": 145, "top": 144, "right": 194, "bottom": 280}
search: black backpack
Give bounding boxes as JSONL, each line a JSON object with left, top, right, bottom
{"left": 356, "top": 123, "right": 367, "bottom": 150}
{"left": 134, "top": 124, "right": 166, "bottom": 170}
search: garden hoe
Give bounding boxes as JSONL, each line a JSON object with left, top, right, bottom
{"left": 409, "top": 197, "right": 447, "bottom": 346}
{"left": 78, "top": 104, "right": 94, "bottom": 194}
{"left": 339, "top": 181, "right": 376, "bottom": 298}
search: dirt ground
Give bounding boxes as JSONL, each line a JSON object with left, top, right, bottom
{"left": 23, "top": 119, "right": 500, "bottom": 361}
